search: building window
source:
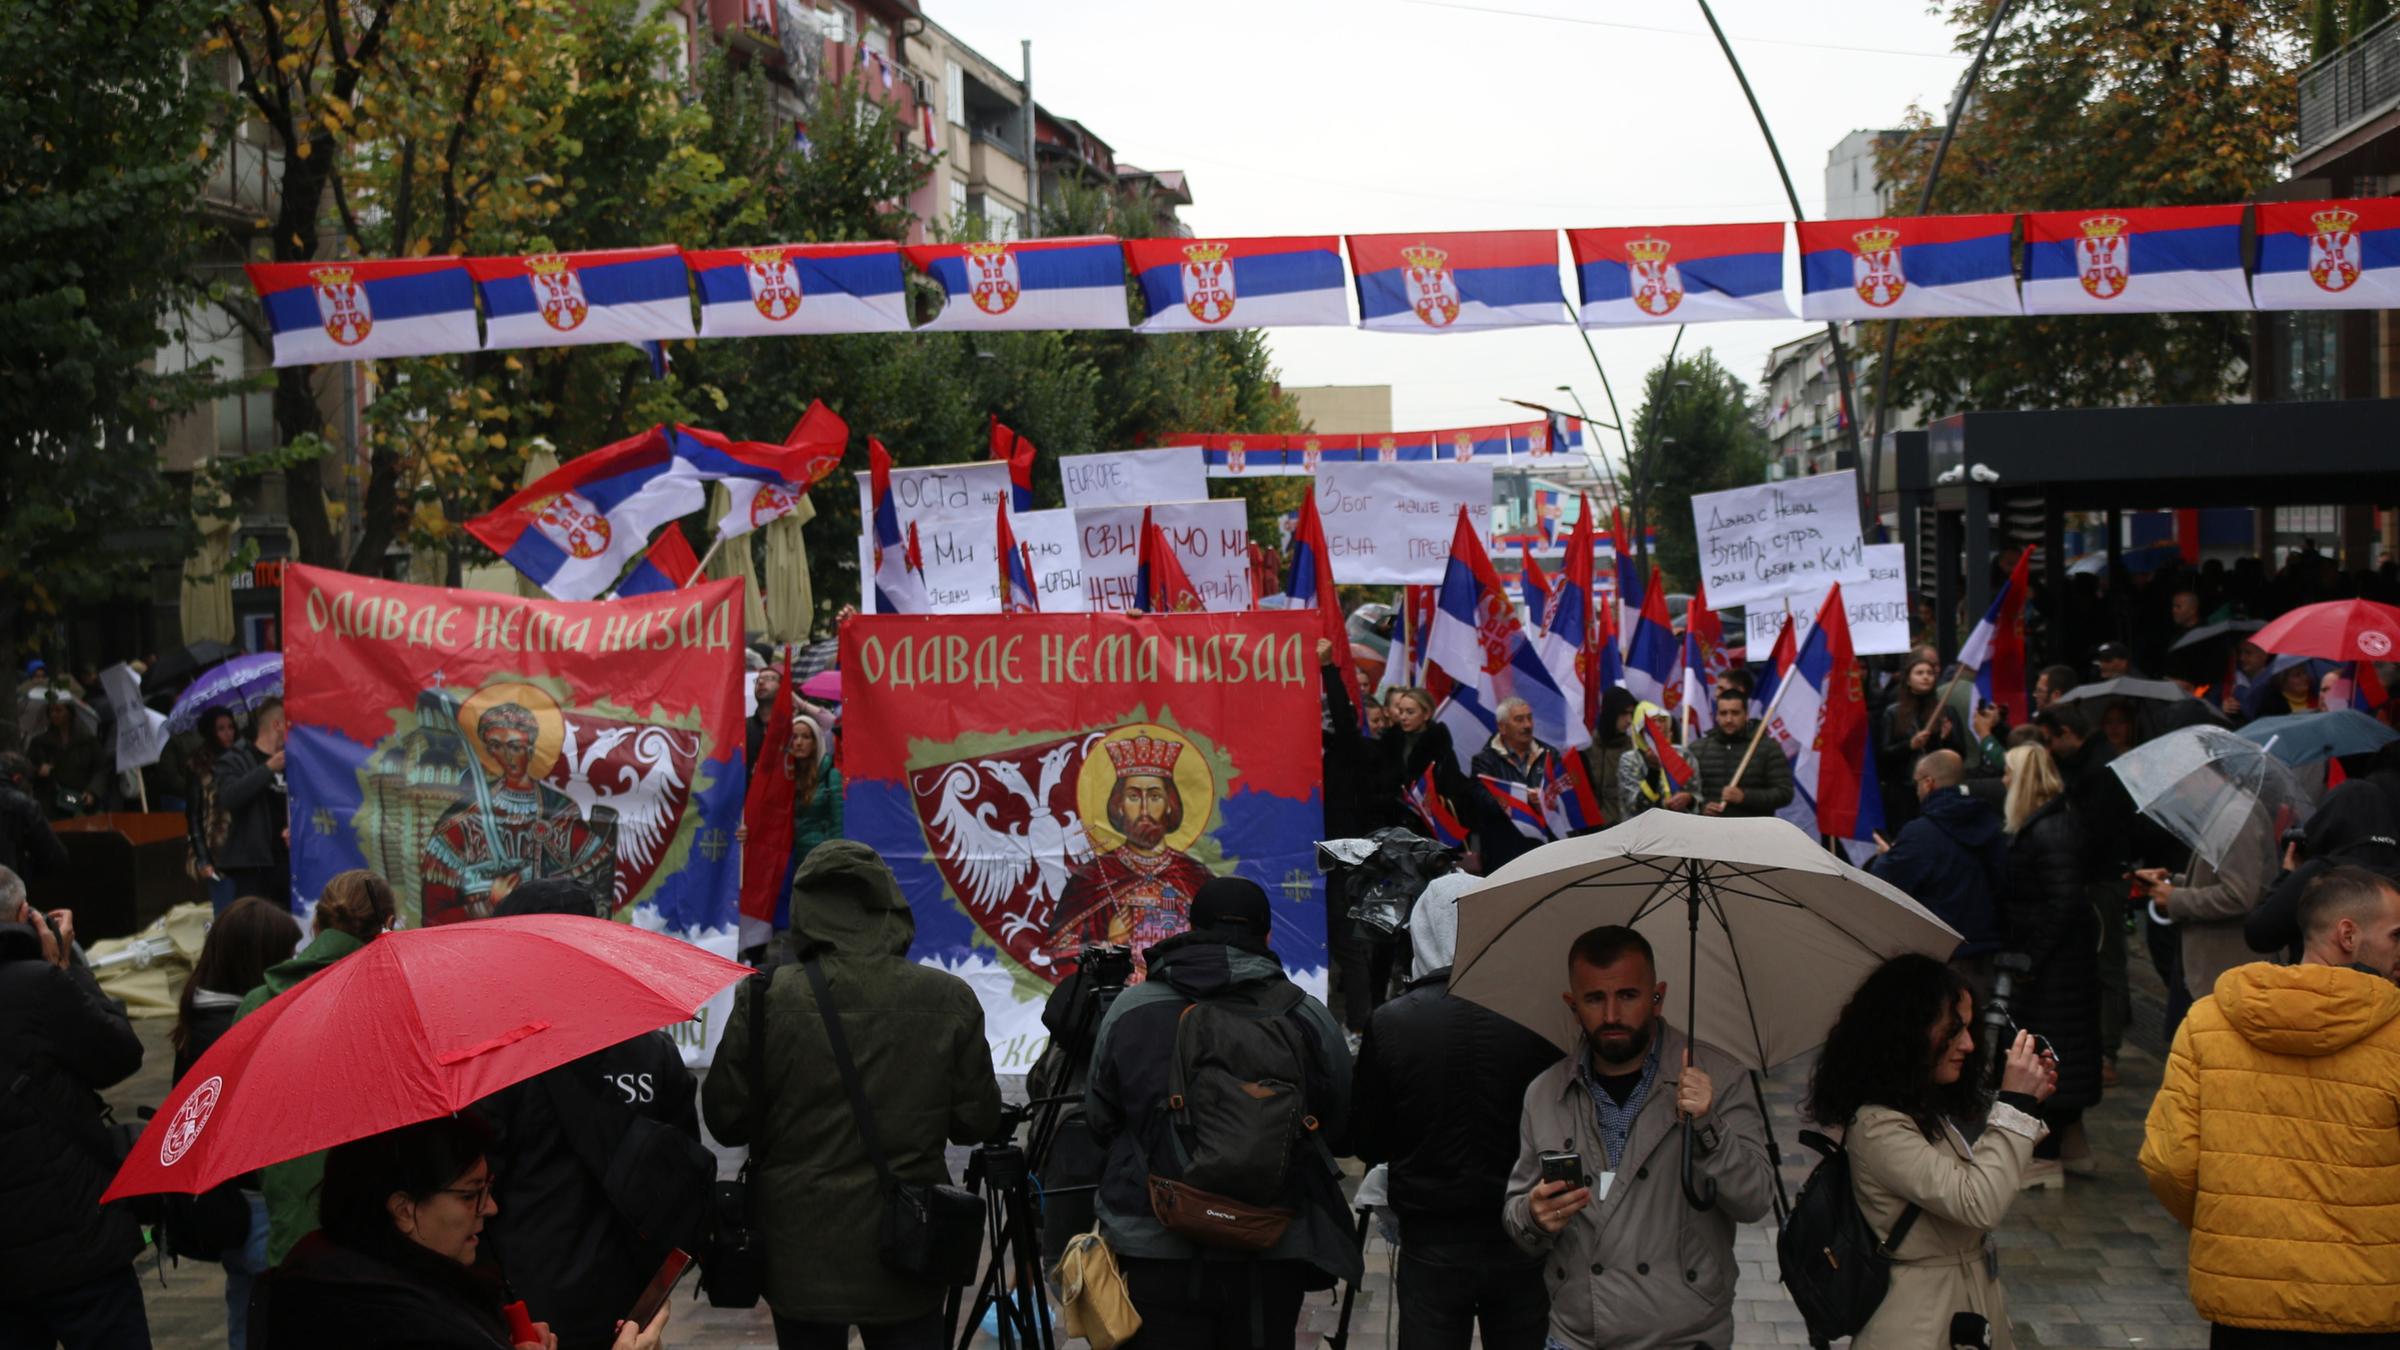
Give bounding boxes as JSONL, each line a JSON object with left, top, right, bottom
{"left": 945, "top": 59, "right": 964, "bottom": 126}
{"left": 2270, "top": 310, "right": 2340, "bottom": 402}
{"left": 950, "top": 179, "right": 969, "bottom": 222}
{"left": 986, "top": 203, "right": 1018, "bottom": 240}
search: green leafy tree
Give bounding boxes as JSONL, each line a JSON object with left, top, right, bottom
{"left": 1625, "top": 350, "right": 1767, "bottom": 592}
{"left": 1873, "top": 0, "right": 2307, "bottom": 419}
{"left": 0, "top": 0, "right": 228, "bottom": 643}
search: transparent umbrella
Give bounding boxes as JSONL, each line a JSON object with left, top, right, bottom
{"left": 2106, "top": 726, "right": 2315, "bottom": 872}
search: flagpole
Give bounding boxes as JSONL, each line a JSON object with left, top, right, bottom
{"left": 1726, "top": 645, "right": 1802, "bottom": 792}
{"left": 686, "top": 535, "right": 726, "bottom": 586}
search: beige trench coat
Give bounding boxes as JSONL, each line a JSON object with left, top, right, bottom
{"left": 1848, "top": 1101, "right": 2045, "bottom": 1350}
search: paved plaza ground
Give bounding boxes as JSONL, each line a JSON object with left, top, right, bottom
{"left": 112, "top": 956, "right": 2204, "bottom": 1350}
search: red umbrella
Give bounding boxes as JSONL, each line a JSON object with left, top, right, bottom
{"left": 2253, "top": 598, "right": 2400, "bottom": 664}
{"left": 104, "top": 915, "right": 749, "bottom": 1201}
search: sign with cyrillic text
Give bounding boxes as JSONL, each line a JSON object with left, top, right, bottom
{"left": 1691, "top": 471, "right": 1864, "bottom": 610}
{"left": 1314, "top": 462, "right": 1495, "bottom": 585}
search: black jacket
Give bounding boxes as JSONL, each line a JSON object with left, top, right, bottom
{"left": 1320, "top": 663, "right": 1380, "bottom": 840}
{"left": 259, "top": 1230, "right": 515, "bottom": 1350}
{"left": 1347, "top": 967, "right": 1561, "bottom": 1243}
{"left": 0, "top": 923, "right": 147, "bottom": 1296}
{"left": 475, "top": 1032, "right": 702, "bottom": 1350}
{"left": 215, "top": 741, "right": 287, "bottom": 871}
{"left": 2245, "top": 780, "right": 2400, "bottom": 956}
{"left": 1865, "top": 788, "right": 2010, "bottom": 954}
{"left": 2000, "top": 797, "right": 2104, "bottom": 1111}
{"left": 0, "top": 782, "right": 66, "bottom": 881}
{"left": 2057, "top": 737, "right": 2136, "bottom": 880}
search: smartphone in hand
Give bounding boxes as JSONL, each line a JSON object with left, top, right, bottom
{"left": 625, "top": 1249, "right": 693, "bottom": 1330}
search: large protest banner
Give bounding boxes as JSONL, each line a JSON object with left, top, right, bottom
{"left": 1690, "top": 470, "right": 1866, "bottom": 609}
{"left": 1741, "top": 543, "right": 1911, "bottom": 656}
{"left": 281, "top": 566, "right": 747, "bottom": 1063}
{"left": 1076, "top": 500, "right": 1250, "bottom": 612}
{"left": 1058, "top": 447, "right": 1207, "bottom": 508}
{"left": 1314, "top": 461, "right": 1494, "bottom": 584}
{"left": 841, "top": 611, "right": 1329, "bottom": 1072}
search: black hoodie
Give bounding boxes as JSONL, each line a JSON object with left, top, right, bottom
{"left": 2244, "top": 780, "right": 2400, "bottom": 955}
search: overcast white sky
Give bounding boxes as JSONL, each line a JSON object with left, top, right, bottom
{"left": 930, "top": 0, "right": 1971, "bottom": 453}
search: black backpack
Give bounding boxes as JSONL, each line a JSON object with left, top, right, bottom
{"left": 1145, "top": 980, "right": 1331, "bottom": 1251}
{"left": 1776, "top": 1128, "right": 1922, "bottom": 1348}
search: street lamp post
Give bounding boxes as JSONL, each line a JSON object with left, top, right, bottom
{"left": 1623, "top": 325, "right": 1688, "bottom": 597}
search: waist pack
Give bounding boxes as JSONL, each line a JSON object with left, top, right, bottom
{"left": 1146, "top": 981, "right": 1329, "bottom": 1252}
{"left": 803, "top": 959, "right": 985, "bottom": 1286}
{"left": 1776, "top": 1128, "right": 1922, "bottom": 1348}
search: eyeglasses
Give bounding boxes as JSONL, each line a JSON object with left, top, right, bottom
{"left": 438, "top": 1176, "right": 497, "bottom": 1208}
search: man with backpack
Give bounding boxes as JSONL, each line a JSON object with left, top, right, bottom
{"left": 1502, "top": 926, "right": 1774, "bottom": 1350}
{"left": 1083, "top": 876, "right": 1361, "bottom": 1349}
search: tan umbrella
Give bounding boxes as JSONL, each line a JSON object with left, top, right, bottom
{"left": 1449, "top": 812, "right": 1960, "bottom": 1209}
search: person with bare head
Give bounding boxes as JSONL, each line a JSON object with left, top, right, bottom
{"left": 1471, "top": 697, "right": 1561, "bottom": 869}
{"left": 216, "top": 699, "right": 292, "bottom": 907}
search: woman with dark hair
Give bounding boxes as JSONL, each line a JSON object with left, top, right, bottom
{"left": 1584, "top": 685, "right": 1640, "bottom": 823}
{"left": 174, "top": 896, "right": 302, "bottom": 1349}
{"left": 187, "top": 707, "right": 244, "bottom": 912}
{"left": 259, "top": 1115, "right": 669, "bottom": 1350}
{"left": 1806, "top": 955, "right": 2056, "bottom": 1350}
{"left": 1879, "top": 656, "right": 1962, "bottom": 831}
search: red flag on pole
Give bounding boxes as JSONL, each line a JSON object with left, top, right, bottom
{"left": 738, "top": 654, "right": 798, "bottom": 931}
{"left": 989, "top": 416, "right": 1037, "bottom": 511}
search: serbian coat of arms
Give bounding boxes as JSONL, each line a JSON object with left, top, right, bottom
{"left": 1401, "top": 245, "right": 1462, "bottom": 328}
{"left": 1850, "top": 228, "right": 1907, "bottom": 308}
{"left": 1180, "top": 241, "right": 1237, "bottom": 323}
{"left": 965, "top": 243, "right": 1021, "bottom": 316}
{"left": 311, "top": 266, "right": 374, "bottom": 347}
{"left": 744, "top": 248, "right": 805, "bottom": 321}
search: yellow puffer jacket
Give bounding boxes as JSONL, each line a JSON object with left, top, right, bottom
{"left": 2138, "top": 962, "right": 2400, "bottom": 1334}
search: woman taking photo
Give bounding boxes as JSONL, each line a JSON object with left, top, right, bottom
{"left": 2000, "top": 744, "right": 2104, "bottom": 1185}
{"left": 258, "top": 1115, "right": 668, "bottom": 1350}
{"left": 1806, "top": 955, "right": 2057, "bottom": 1350}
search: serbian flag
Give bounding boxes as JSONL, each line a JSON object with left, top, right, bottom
{"left": 1591, "top": 594, "right": 1625, "bottom": 713}
{"left": 1687, "top": 577, "right": 1728, "bottom": 684}
{"left": 1201, "top": 433, "right": 1285, "bottom": 478}
{"left": 1135, "top": 507, "right": 1206, "bottom": 613}
{"left": 1542, "top": 753, "right": 1606, "bottom": 837}
{"left": 1568, "top": 222, "right": 1792, "bottom": 326}
{"left": 686, "top": 242, "right": 909, "bottom": 336}
{"left": 990, "top": 417, "right": 1037, "bottom": 510}
{"left": 1519, "top": 545, "right": 1554, "bottom": 632}
{"left": 1286, "top": 490, "right": 1364, "bottom": 726}
{"left": 712, "top": 400, "right": 849, "bottom": 539}
{"left": 615, "top": 526, "right": 701, "bottom": 599}
{"left": 1639, "top": 712, "right": 1694, "bottom": 794}
{"left": 1434, "top": 425, "right": 1516, "bottom": 466}
{"left": 2020, "top": 205, "right": 2248, "bottom": 315}
{"left": 1479, "top": 775, "right": 1556, "bottom": 842}
{"left": 1679, "top": 632, "right": 1709, "bottom": 745}
{"left": 1361, "top": 432, "right": 1437, "bottom": 465}
{"left": 1404, "top": 764, "right": 1470, "bottom": 848}
{"left": 1797, "top": 214, "right": 2020, "bottom": 321}
{"left": 466, "top": 424, "right": 800, "bottom": 602}
{"left": 1425, "top": 508, "right": 1576, "bottom": 752}
{"left": 1288, "top": 433, "right": 1361, "bottom": 475}
{"left": 870, "top": 438, "right": 931, "bottom": 614}
{"left": 1787, "top": 585, "right": 1884, "bottom": 843}
{"left": 1126, "top": 235, "right": 1350, "bottom": 331}
{"left": 1525, "top": 544, "right": 1592, "bottom": 752}
{"left": 468, "top": 246, "right": 694, "bottom": 351}
{"left": 902, "top": 236, "right": 1130, "bottom": 331}
{"left": 2351, "top": 661, "right": 2392, "bottom": 715}
{"left": 2253, "top": 199, "right": 2400, "bottom": 311}
{"left": 1511, "top": 415, "right": 1581, "bottom": 463}
{"left": 1558, "top": 497, "right": 1600, "bottom": 705}
{"left": 1346, "top": 230, "right": 1569, "bottom": 332}
{"left": 1751, "top": 615, "right": 1800, "bottom": 747}
{"left": 246, "top": 257, "right": 480, "bottom": 366}
{"left": 739, "top": 654, "right": 800, "bottom": 941}
{"left": 1958, "top": 545, "right": 2034, "bottom": 717}
{"left": 1611, "top": 505, "right": 1641, "bottom": 640}
{"left": 998, "top": 501, "right": 1039, "bottom": 614}
{"left": 1623, "top": 567, "right": 1680, "bottom": 708}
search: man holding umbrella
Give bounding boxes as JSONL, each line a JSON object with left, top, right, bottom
{"left": 1501, "top": 926, "right": 1774, "bottom": 1350}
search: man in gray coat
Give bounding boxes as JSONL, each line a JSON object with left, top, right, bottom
{"left": 1503, "top": 925, "right": 1775, "bottom": 1350}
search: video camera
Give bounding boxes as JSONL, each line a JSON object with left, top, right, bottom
{"left": 1979, "top": 951, "right": 2056, "bottom": 1091}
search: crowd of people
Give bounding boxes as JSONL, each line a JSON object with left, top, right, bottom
{"left": 7, "top": 545, "right": 2400, "bottom": 1350}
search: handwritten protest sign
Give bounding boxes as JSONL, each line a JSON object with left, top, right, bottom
{"left": 851, "top": 459, "right": 1012, "bottom": 531}
{"left": 1741, "top": 543, "right": 1910, "bottom": 656}
{"left": 1058, "top": 447, "right": 1207, "bottom": 509}
{"left": 99, "top": 663, "right": 168, "bottom": 772}
{"left": 1690, "top": 471, "right": 1864, "bottom": 610}
{"left": 1077, "top": 500, "right": 1250, "bottom": 612}
{"left": 1314, "top": 462, "right": 1494, "bottom": 585}
{"left": 912, "top": 509, "right": 1082, "bottom": 614}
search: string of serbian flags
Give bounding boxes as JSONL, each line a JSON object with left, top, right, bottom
{"left": 250, "top": 199, "right": 2399, "bottom": 367}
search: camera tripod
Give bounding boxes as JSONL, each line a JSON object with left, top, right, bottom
{"left": 947, "top": 1109, "right": 1054, "bottom": 1350}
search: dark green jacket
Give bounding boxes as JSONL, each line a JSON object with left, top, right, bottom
{"left": 235, "top": 926, "right": 373, "bottom": 1265}
{"left": 1688, "top": 726, "right": 1794, "bottom": 817}
{"left": 702, "top": 841, "right": 1002, "bottom": 1324}
{"left": 790, "top": 765, "right": 844, "bottom": 866}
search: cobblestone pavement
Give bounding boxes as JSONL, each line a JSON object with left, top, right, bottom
{"left": 111, "top": 947, "right": 2201, "bottom": 1350}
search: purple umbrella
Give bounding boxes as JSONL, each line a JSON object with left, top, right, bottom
{"left": 799, "top": 669, "right": 842, "bottom": 703}
{"left": 166, "top": 652, "right": 283, "bottom": 735}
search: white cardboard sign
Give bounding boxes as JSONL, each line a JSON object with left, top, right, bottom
{"left": 911, "top": 508, "right": 1083, "bottom": 614}
{"left": 1076, "top": 500, "right": 1251, "bottom": 613}
{"left": 852, "top": 459, "right": 1013, "bottom": 531}
{"left": 1313, "top": 462, "right": 1495, "bottom": 585}
{"left": 1742, "top": 542, "right": 1910, "bottom": 657}
{"left": 1690, "top": 471, "right": 1866, "bottom": 610}
{"left": 1057, "top": 447, "right": 1208, "bottom": 509}
{"left": 100, "top": 662, "right": 169, "bottom": 772}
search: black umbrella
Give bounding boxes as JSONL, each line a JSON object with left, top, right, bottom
{"left": 143, "top": 639, "right": 238, "bottom": 694}
{"left": 2169, "top": 618, "right": 2265, "bottom": 653}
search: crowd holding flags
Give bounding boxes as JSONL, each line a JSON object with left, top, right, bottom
{"left": 1135, "top": 506, "right": 1207, "bottom": 613}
